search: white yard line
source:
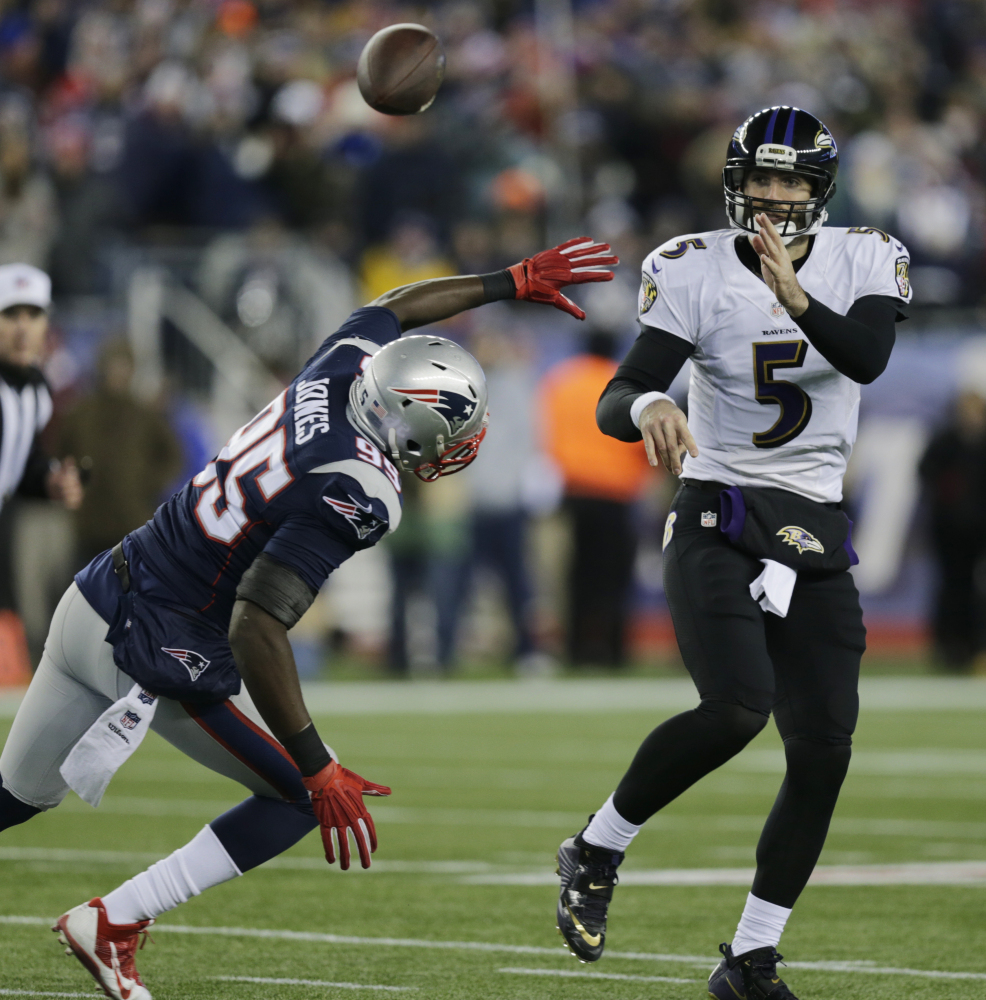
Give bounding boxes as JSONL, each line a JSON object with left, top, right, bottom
{"left": 21, "top": 802, "right": 986, "bottom": 838}
{"left": 4, "top": 676, "right": 986, "bottom": 719}
{"left": 0, "top": 847, "right": 536, "bottom": 874}
{"left": 498, "top": 967, "right": 696, "bottom": 984}
{"left": 0, "top": 992, "right": 95, "bottom": 998}
{"left": 215, "top": 976, "right": 416, "bottom": 991}
{"left": 2, "top": 915, "right": 985, "bottom": 981}
{"left": 463, "top": 861, "right": 986, "bottom": 887}
{"left": 731, "top": 748, "right": 986, "bottom": 776}
{"left": 5, "top": 847, "right": 986, "bottom": 883}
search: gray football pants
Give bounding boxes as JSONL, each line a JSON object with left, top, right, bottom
{"left": 0, "top": 583, "right": 287, "bottom": 810}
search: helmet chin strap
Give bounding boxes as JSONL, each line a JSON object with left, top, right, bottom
{"left": 742, "top": 207, "right": 829, "bottom": 247}
{"left": 387, "top": 427, "right": 403, "bottom": 469}
{"left": 747, "top": 228, "right": 799, "bottom": 248}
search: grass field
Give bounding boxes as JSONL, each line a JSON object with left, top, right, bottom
{"left": 1, "top": 676, "right": 985, "bottom": 999}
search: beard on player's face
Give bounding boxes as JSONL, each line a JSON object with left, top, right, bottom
{"left": 738, "top": 173, "right": 813, "bottom": 239}
{"left": 742, "top": 170, "right": 813, "bottom": 228}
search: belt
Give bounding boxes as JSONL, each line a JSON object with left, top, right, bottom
{"left": 111, "top": 541, "right": 131, "bottom": 593}
{"left": 680, "top": 478, "right": 730, "bottom": 493}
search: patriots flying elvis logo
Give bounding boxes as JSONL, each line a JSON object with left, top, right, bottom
{"left": 389, "top": 387, "right": 476, "bottom": 435}
{"left": 324, "top": 494, "right": 387, "bottom": 540}
{"left": 161, "top": 647, "right": 211, "bottom": 682}
{"left": 776, "top": 525, "right": 824, "bottom": 555}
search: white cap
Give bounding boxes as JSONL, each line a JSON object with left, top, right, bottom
{"left": 0, "top": 264, "right": 51, "bottom": 313}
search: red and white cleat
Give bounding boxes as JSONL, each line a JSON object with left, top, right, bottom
{"left": 53, "top": 898, "right": 154, "bottom": 1000}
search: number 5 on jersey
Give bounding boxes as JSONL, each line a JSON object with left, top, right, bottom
{"left": 752, "top": 341, "right": 812, "bottom": 448}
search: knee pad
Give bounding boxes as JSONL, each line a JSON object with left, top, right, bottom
{"left": 694, "top": 700, "right": 769, "bottom": 744}
{"left": 783, "top": 738, "right": 852, "bottom": 790}
{"left": 0, "top": 774, "right": 42, "bottom": 831}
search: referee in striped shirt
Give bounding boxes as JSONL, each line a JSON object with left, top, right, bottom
{"left": 0, "top": 264, "right": 81, "bottom": 513}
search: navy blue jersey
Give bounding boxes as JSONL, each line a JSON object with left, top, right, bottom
{"left": 76, "top": 307, "right": 403, "bottom": 700}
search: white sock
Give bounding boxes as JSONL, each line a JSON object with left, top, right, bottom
{"left": 102, "top": 825, "right": 242, "bottom": 925}
{"left": 581, "top": 794, "right": 641, "bottom": 853}
{"left": 730, "top": 892, "right": 792, "bottom": 957}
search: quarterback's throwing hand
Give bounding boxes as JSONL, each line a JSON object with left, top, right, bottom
{"left": 750, "top": 214, "right": 809, "bottom": 318}
{"left": 509, "top": 237, "right": 618, "bottom": 320}
{"left": 302, "top": 761, "right": 391, "bottom": 870}
{"left": 640, "top": 398, "right": 698, "bottom": 476}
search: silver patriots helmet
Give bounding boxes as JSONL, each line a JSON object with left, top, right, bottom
{"left": 348, "top": 335, "right": 489, "bottom": 482}
{"left": 723, "top": 105, "right": 838, "bottom": 243}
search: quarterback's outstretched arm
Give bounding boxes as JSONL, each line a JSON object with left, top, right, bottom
{"left": 370, "top": 237, "right": 618, "bottom": 330}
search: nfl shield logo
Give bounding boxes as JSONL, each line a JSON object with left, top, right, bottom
{"left": 120, "top": 710, "right": 141, "bottom": 730}
{"left": 701, "top": 511, "right": 717, "bottom": 527}
{"left": 770, "top": 301, "right": 785, "bottom": 318}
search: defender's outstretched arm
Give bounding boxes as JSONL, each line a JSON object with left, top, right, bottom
{"left": 230, "top": 595, "right": 391, "bottom": 871}
{"left": 371, "top": 237, "right": 618, "bottom": 331}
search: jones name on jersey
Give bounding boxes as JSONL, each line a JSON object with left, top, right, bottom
{"left": 639, "top": 226, "right": 911, "bottom": 502}
{"left": 75, "top": 307, "right": 404, "bottom": 699}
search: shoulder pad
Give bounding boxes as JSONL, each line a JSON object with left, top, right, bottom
{"left": 310, "top": 443, "right": 402, "bottom": 533}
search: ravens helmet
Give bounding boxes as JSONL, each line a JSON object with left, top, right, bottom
{"left": 348, "top": 335, "right": 488, "bottom": 482}
{"left": 723, "top": 106, "right": 838, "bottom": 243}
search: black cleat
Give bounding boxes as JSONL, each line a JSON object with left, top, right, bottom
{"left": 555, "top": 832, "right": 623, "bottom": 962}
{"left": 708, "top": 943, "right": 799, "bottom": 999}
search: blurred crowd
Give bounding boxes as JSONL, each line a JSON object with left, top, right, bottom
{"left": 2, "top": 0, "right": 986, "bottom": 676}
{"left": 0, "top": 0, "right": 984, "bottom": 312}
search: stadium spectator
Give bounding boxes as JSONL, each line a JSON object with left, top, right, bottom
{"left": 384, "top": 471, "right": 471, "bottom": 677}
{"left": 918, "top": 389, "right": 986, "bottom": 671}
{"left": 463, "top": 316, "right": 554, "bottom": 675}
{"left": 359, "top": 212, "right": 455, "bottom": 304}
{"left": 57, "top": 339, "right": 182, "bottom": 568}
{"left": 0, "top": 121, "right": 56, "bottom": 267}
{"left": 0, "top": 263, "right": 81, "bottom": 682}
{"left": 540, "top": 330, "right": 652, "bottom": 667}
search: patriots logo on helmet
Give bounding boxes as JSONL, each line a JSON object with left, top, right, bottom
{"left": 324, "top": 494, "right": 387, "bottom": 540}
{"left": 120, "top": 710, "right": 141, "bottom": 730}
{"left": 161, "top": 647, "right": 211, "bottom": 682}
{"left": 389, "top": 387, "right": 477, "bottom": 435}
{"left": 776, "top": 525, "right": 824, "bottom": 555}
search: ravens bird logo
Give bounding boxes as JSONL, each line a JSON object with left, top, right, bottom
{"left": 389, "top": 387, "right": 477, "bottom": 435}
{"left": 776, "top": 525, "right": 824, "bottom": 555}
{"left": 161, "top": 647, "right": 211, "bottom": 682}
{"left": 640, "top": 271, "right": 658, "bottom": 314}
{"left": 324, "top": 494, "right": 387, "bottom": 540}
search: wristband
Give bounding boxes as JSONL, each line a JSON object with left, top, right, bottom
{"left": 480, "top": 269, "right": 516, "bottom": 303}
{"left": 282, "top": 723, "right": 333, "bottom": 777}
{"left": 630, "top": 391, "right": 675, "bottom": 429}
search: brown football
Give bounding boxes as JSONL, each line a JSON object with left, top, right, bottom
{"left": 357, "top": 23, "right": 445, "bottom": 116}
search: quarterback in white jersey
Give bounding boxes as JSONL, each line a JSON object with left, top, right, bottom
{"left": 554, "top": 106, "right": 909, "bottom": 1000}
{"left": 637, "top": 224, "right": 911, "bottom": 502}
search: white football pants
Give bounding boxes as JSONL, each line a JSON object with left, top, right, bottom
{"left": 0, "top": 582, "right": 286, "bottom": 809}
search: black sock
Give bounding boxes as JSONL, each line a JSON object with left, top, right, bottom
{"left": 751, "top": 738, "right": 852, "bottom": 908}
{"left": 0, "top": 777, "right": 41, "bottom": 832}
{"left": 613, "top": 701, "right": 768, "bottom": 825}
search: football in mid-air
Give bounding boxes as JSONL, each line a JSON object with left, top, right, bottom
{"left": 357, "top": 23, "right": 445, "bottom": 116}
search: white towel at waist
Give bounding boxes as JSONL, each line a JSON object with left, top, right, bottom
{"left": 749, "top": 559, "right": 797, "bottom": 618}
{"left": 60, "top": 683, "right": 158, "bottom": 807}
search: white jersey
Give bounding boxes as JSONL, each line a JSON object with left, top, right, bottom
{"left": 638, "top": 226, "right": 912, "bottom": 502}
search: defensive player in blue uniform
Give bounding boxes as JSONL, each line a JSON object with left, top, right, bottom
{"left": 0, "top": 237, "right": 617, "bottom": 1000}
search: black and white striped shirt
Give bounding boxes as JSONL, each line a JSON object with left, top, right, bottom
{"left": 0, "top": 362, "right": 52, "bottom": 512}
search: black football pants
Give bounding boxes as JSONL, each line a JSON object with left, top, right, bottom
{"left": 613, "top": 484, "right": 866, "bottom": 908}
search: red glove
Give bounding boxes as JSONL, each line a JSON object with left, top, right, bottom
{"left": 508, "top": 237, "right": 619, "bottom": 320}
{"left": 302, "top": 761, "right": 391, "bottom": 870}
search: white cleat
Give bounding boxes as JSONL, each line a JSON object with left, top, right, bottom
{"left": 52, "top": 898, "right": 154, "bottom": 1000}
